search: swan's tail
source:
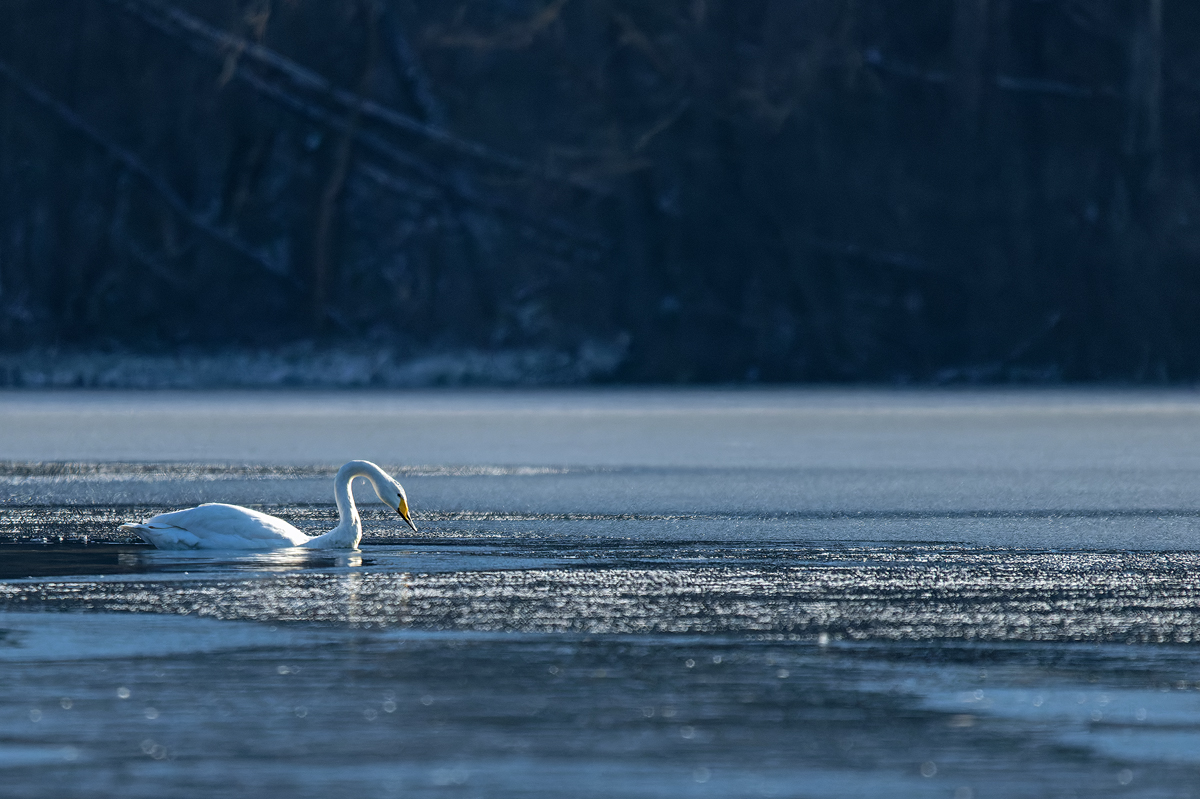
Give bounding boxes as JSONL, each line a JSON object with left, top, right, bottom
{"left": 119, "top": 522, "right": 152, "bottom": 543}
{"left": 119, "top": 522, "right": 200, "bottom": 549}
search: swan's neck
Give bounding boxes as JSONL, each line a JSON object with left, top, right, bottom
{"left": 305, "top": 461, "right": 386, "bottom": 548}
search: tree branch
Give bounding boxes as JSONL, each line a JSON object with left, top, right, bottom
{"left": 0, "top": 58, "right": 290, "bottom": 283}
{"left": 106, "top": 0, "right": 602, "bottom": 193}
{"left": 864, "top": 47, "right": 1117, "bottom": 99}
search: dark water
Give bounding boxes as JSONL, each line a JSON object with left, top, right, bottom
{"left": 1, "top": 511, "right": 1200, "bottom": 798}
{"left": 3, "top": 391, "right": 1200, "bottom": 797}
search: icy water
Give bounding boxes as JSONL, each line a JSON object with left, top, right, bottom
{"left": 3, "top": 390, "right": 1200, "bottom": 798}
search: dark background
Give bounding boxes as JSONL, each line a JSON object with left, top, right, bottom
{"left": 0, "top": 0, "right": 1194, "bottom": 382}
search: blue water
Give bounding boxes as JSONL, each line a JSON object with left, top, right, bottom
{"left": 2, "top": 389, "right": 1200, "bottom": 797}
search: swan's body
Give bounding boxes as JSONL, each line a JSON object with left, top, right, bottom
{"left": 120, "top": 460, "right": 416, "bottom": 550}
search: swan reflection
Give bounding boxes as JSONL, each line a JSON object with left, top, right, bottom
{"left": 142, "top": 547, "right": 366, "bottom": 574}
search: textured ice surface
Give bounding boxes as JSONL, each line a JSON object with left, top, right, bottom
{"left": 6, "top": 387, "right": 1200, "bottom": 548}
{"left": 3, "top": 542, "right": 1200, "bottom": 642}
{"left": 2, "top": 387, "right": 1200, "bottom": 470}
{"left": 2, "top": 607, "right": 1199, "bottom": 799}
{"left": 3, "top": 389, "right": 1200, "bottom": 797}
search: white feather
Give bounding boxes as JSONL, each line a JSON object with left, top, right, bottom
{"left": 120, "top": 503, "right": 307, "bottom": 550}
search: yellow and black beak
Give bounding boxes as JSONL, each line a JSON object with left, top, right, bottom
{"left": 397, "top": 497, "right": 418, "bottom": 533}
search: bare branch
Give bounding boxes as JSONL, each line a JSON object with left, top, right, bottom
{"left": 230, "top": 66, "right": 605, "bottom": 254}
{"left": 864, "top": 47, "right": 1117, "bottom": 99}
{"left": 0, "top": 58, "right": 290, "bottom": 282}
{"left": 106, "top": 0, "right": 601, "bottom": 193}
{"left": 427, "top": 0, "right": 569, "bottom": 52}
{"left": 380, "top": 4, "right": 446, "bottom": 128}
{"left": 634, "top": 100, "right": 690, "bottom": 152}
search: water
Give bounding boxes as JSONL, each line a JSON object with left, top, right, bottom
{"left": 2, "top": 389, "right": 1200, "bottom": 797}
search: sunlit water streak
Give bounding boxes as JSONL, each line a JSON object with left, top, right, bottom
{"left": 3, "top": 541, "right": 1200, "bottom": 643}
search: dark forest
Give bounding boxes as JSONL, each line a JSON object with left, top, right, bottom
{"left": 0, "top": 0, "right": 1194, "bottom": 383}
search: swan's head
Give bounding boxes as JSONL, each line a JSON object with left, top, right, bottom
{"left": 380, "top": 480, "right": 418, "bottom": 533}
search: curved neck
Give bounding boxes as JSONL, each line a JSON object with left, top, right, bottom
{"left": 309, "top": 460, "right": 388, "bottom": 548}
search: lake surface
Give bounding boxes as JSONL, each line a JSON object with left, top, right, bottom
{"left": 2, "top": 388, "right": 1200, "bottom": 797}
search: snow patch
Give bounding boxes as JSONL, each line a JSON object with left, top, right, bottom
{"left": 0, "top": 342, "right": 628, "bottom": 389}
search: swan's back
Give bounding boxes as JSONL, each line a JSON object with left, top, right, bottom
{"left": 120, "top": 503, "right": 308, "bottom": 550}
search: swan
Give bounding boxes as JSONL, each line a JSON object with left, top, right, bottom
{"left": 119, "top": 460, "right": 417, "bottom": 550}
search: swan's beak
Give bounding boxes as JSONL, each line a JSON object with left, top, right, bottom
{"left": 398, "top": 497, "right": 418, "bottom": 533}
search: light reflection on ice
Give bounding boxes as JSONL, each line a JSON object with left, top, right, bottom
{"left": 6, "top": 391, "right": 1200, "bottom": 795}
{"left": 0, "top": 612, "right": 337, "bottom": 661}
{"left": 3, "top": 608, "right": 1198, "bottom": 796}
{"left": 3, "top": 532, "right": 1199, "bottom": 791}
{"left": 0, "top": 743, "right": 81, "bottom": 767}
{"left": 5, "top": 546, "right": 1200, "bottom": 645}
{"left": 1079, "top": 729, "right": 1200, "bottom": 766}
{"left": 849, "top": 641, "right": 1200, "bottom": 779}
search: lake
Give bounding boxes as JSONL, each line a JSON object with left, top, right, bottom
{"left": 2, "top": 388, "right": 1200, "bottom": 798}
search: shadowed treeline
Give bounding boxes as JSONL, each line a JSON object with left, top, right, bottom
{"left": 1, "top": 0, "right": 1197, "bottom": 382}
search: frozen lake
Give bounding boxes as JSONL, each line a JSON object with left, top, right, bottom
{"left": 2, "top": 388, "right": 1200, "bottom": 797}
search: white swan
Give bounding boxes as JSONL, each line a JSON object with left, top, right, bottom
{"left": 119, "top": 460, "right": 417, "bottom": 550}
